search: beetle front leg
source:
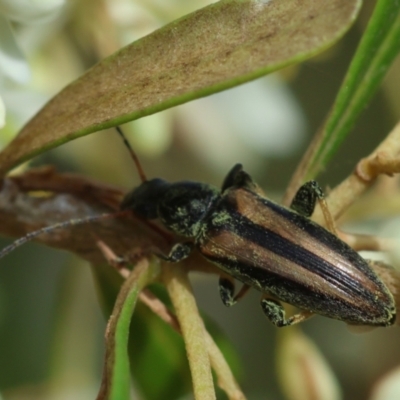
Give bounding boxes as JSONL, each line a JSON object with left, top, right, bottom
{"left": 159, "top": 242, "right": 194, "bottom": 263}
{"left": 221, "top": 164, "right": 260, "bottom": 193}
{"left": 221, "top": 164, "right": 243, "bottom": 192}
{"left": 219, "top": 276, "right": 250, "bottom": 307}
{"left": 260, "top": 297, "right": 314, "bottom": 327}
{"left": 290, "top": 180, "right": 337, "bottom": 235}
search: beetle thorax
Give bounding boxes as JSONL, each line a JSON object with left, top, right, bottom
{"left": 158, "top": 182, "right": 219, "bottom": 237}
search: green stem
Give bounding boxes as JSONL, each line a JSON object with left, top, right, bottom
{"left": 96, "top": 258, "right": 160, "bottom": 400}
{"left": 164, "top": 264, "right": 216, "bottom": 400}
{"left": 284, "top": 0, "right": 400, "bottom": 204}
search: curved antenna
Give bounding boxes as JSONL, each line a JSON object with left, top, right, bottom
{"left": 115, "top": 126, "right": 147, "bottom": 183}
{"left": 1, "top": 129, "right": 148, "bottom": 260}
{"left": 0, "top": 210, "right": 129, "bottom": 260}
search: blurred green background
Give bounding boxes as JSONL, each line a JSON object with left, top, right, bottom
{"left": 1, "top": 1, "right": 400, "bottom": 399}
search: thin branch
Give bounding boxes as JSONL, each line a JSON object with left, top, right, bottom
{"left": 283, "top": 124, "right": 326, "bottom": 206}
{"left": 139, "top": 289, "right": 181, "bottom": 333}
{"left": 338, "top": 231, "right": 399, "bottom": 252}
{"left": 312, "top": 121, "right": 400, "bottom": 225}
{"left": 204, "top": 331, "right": 246, "bottom": 400}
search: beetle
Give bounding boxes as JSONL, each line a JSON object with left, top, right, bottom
{"left": 0, "top": 128, "right": 396, "bottom": 327}
{"left": 120, "top": 160, "right": 396, "bottom": 327}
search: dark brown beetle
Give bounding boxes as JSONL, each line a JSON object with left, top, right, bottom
{"left": 121, "top": 161, "right": 396, "bottom": 327}
{"left": 0, "top": 128, "right": 396, "bottom": 327}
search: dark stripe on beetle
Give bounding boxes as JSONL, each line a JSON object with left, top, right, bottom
{"left": 260, "top": 195, "right": 379, "bottom": 281}
{"left": 233, "top": 187, "right": 380, "bottom": 282}
{"left": 227, "top": 188, "right": 389, "bottom": 296}
{"left": 204, "top": 253, "right": 389, "bottom": 323}
{"left": 213, "top": 205, "right": 373, "bottom": 300}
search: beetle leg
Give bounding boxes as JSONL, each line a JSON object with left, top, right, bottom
{"left": 159, "top": 242, "right": 194, "bottom": 263}
{"left": 221, "top": 164, "right": 243, "bottom": 192}
{"left": 221, "top": 164, "right": 259, "bottom": 193}
{"left": 260, "top": 297, "right": 314, "bottom": 327}
{"left": 234, "top": 283, "right": 251, "bottom": 302}
{"left": 290, "top": 180, "right": 338, "bottom": 235}
{"left": 219, "top": 276, "right": 250, "bottom": 306}
{"left": 290, "top": 180, "right": 321, "bottom": 217}
{"left": 219, "top": 276, "right": 236, "bottom": 306}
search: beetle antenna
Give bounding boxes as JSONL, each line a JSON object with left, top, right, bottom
{"left": 115, "top": 126, "right": 147, "bottom": 183}
{"left": 0, "top": 210, "right": 129, "bottom": 260}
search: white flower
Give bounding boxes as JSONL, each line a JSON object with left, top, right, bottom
{"left": 0, "top": 15, "right": 30, "bottom": 84}
{"left": 0, "top": 0, "right": 65, "bottom": 24}
{"left": 0, "top": 0, "right": 65, "bottom": 138}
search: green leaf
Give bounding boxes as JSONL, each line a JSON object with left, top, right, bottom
{"left": 93, "top": 267, "right": 192, "bottom": 400}
{"left": 93, "top": 266, "right": 241, "bottom": 400}
{"left": 303, "top": 0, "right": 400, "bottom": 181}
{"left": 130, "top": 302, "right": 192, "bottom": 399}
{"left": 96, "top": 259, "right": 160, "bottom": 400}
{"left": 0, "top": 0, "right": 362, "bottom": 175}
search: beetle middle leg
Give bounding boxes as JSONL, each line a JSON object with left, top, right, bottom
{"left": 260, "top": 296, "right": 314, "bottom": 327}
{"left": 290, "top": 180, "right": 338, "bottom": 235}
{"left": 219, "top": 276, "right": 250, "bottom": 307}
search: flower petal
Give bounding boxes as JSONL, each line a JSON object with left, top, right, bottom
{"left": 370, "top": 366, "right": 400, "bottom": 400}
{"left": 0, "top": 0, "right": 65, "bottom": 24}
{"left": 277, "top": 329, "right": 342, "bottom": 400}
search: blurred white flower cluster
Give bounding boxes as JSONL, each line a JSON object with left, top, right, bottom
{"left": 0, "top": 0, "right": 65, "bottom": 141}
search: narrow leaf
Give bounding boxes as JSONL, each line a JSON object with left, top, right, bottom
{"left": 286, "top": 0, "right": 400, "bottom": 199}
{"left": 0, "top": 0, "right": 361, "bottom": 175}
{"left": 96, "top": 258, "right": 160, "bottom": 400}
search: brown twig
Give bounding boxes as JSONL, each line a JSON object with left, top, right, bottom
{"left": 311, "top": 121, "right": 400, "bottom": 226}
{"left": 95, "top": 236, "right": 244, "bottom": 399}
{"left": 338, "top": 231, "right": 399, "bottom": 252}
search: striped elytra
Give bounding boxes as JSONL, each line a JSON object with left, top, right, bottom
{"left": 197, "top": 186, "right": 395, "bottom": 326}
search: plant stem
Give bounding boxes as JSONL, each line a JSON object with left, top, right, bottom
{"left": 164, "top": 264, "right": 216, "bottom": 400}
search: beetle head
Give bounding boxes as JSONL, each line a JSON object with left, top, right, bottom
{"left": 122, "top": 179, "right": 219, "bottom": 237}
{"left": 120, "top": 178, "right": 169, "bottom": 219}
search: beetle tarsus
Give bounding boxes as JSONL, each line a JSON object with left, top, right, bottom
{"left": 219, "top": 277, "right": 237, "bottom": 306}
{"left": 162, "top": 242, "right": 194, "bottom": 263}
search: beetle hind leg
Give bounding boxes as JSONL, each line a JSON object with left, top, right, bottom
{"left": 260, "top": 297, "right": 314, "bottom": 327}
{"left": 219, "top": 276, "right": 250, "bottom": 307}
{"left": 290, "top": 180, "right": 338, "bottom": 235}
